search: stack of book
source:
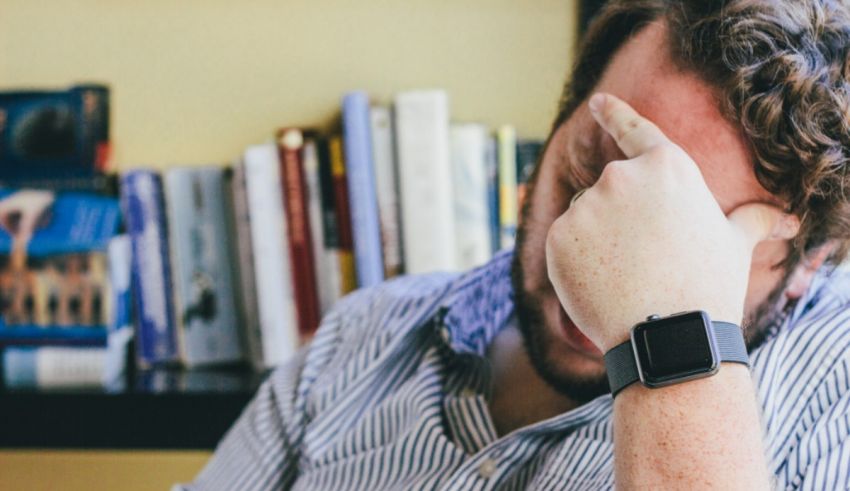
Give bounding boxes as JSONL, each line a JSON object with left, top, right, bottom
{"left": 0, "top": 84, "right": 544, "bottom": 378}
{"left": 0, "top": 85, "right": 134, "bottom": 389}
{"left": 122, "top": 89, "right": 544, "bottom": 370}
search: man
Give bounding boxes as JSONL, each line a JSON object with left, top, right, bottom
{"left": 184, "top": 1, "right": 850, "bottom": 488}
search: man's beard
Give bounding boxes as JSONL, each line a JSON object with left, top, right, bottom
{"left": 510, "top": 201, "right": 796, "bottom": 404}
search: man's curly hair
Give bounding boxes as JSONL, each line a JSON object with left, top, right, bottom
{"left": 555, "top": 0, "right": 850, "bottom": 268}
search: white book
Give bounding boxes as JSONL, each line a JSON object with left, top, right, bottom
{"left": 302, "top": 138, "right": 339, "bottom": 315}
{"left": 370, "top": 105, "right": 404, "bottom": 277}
{"left": 393, "top": 90, "right": 458, "bottom": 274}
{"left": 2, "top": 328, "right": 132, "bottom": 389}
{"left": 164, "top": 166, "right": 244, "bottom": 367}
{"left": 243, "top": 143, "right": 299, "bottom": 367}
{"left": 450, "top": 123, "right": 492, "bottom": 269}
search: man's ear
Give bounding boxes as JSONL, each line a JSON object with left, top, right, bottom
{"left": 786, "top": 242, "right": 836, "bottom": 300}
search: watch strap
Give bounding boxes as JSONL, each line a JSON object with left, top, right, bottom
{"left": 604, "top": 321, "right": 749, "bottom": 397}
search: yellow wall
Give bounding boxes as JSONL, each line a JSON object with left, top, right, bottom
{"left": 0, "top": 450, "right": 210, "bottom": 491}
{"left": 1, "top": 0, "right": 578, "bottom": 170}
{"left": 0, "top": 2, "right": 577, "bottom": 487}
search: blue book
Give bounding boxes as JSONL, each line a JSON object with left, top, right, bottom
{"left": 120, "top": 170, "right": 180, "bottom": 366}
{"left": 0, "top": 190, "right": 122, "bottom": 343}
{"left": 485, "top": 136, "right": 501, "bottom": 255}
{"left": 0, "top": 84, "right": 110, "bottom": 182}
{"left": 342, "top": 91, "right": 384, "bottom": 288}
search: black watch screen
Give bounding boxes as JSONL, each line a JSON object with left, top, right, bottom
{"left": 632, "top": 311, "right": 718, "bottom": 387}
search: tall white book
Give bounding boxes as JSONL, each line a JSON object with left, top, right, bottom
{"left": 242, "top": 142, "right": 299, "bottom": 367}
{"left": 394, "top": 90, "right": 458, "bottom": 274}
{"left": 450, "top": 123, "right": 493, "bottom": 269}
{"left": 370, "top": 105, "right": 403, "bottom": 277}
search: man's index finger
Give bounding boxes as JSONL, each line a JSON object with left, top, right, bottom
{"left": 588, "top": 93, "right": 671, "bottom": 158}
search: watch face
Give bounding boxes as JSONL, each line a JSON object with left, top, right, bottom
{"left": 632, "top": 311, "right": 718, "bottom": 386}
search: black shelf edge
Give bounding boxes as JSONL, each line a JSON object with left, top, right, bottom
{"left": 0, "top": 368, "right": 266, "bottom": 450}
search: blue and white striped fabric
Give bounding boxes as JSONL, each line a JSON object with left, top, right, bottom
{"left": 180, "top": 251, "right": 850, "bottom": 490}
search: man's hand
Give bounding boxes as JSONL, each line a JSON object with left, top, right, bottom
{"left": 545, "top": 93, "right": 798, "bottom": 352}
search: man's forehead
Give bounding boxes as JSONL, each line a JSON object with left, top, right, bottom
{"left": 591, "top": 21, "right": 776, "bottom": 208}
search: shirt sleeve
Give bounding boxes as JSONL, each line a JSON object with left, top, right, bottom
{"left": 175, "top": 348, "right": 309, "bottom": 491}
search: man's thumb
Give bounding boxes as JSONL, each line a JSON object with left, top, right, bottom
{"left": 727, "top": 203, "right": 799, "bottom": 246}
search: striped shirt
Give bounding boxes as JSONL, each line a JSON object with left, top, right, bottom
{"left": 181, "top": 250, "right": 850, "bottom": 490}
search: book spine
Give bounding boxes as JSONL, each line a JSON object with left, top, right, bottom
{"left": 516, "top": 140, "right": 545, "bottom": 218}
{"left": 227, "top": 162, "right": 265, "bottom": 371}
{"left": 485, "top": 135, "right": 501, "bottom": 255}
{"left": 120, "top": 171, "right": 180, "bottom": 366}
{"left": 3, "top": 346, "right": 105, "bottom": 388}
{"left": 450, "top": 123, "right": 492, "bottom": 269}
{"left": 303, "top": 136, "right": 339, "bottom": 315}
{"left": 497, "top": 125, "right": 518, "bottom": 249}
{"left": 163, "top": 166, "right": 243, "bottom": 367}
{"left": 86, "top": 85, "right": 112, "bottom": 173}
{"left": 277, "top": 128, "right": 321, "bottom": 339}
{"left": 107, "top": 234, "right": 132, "bottom": 334}
{"left": 393, "top": 90, "right": 458, "bottom": 274}
{"left": 329, "top": 136, "right": 357, "bottom": 295}
{"left": 342, "top": 92, "right": 384, "bottom": 288}
{"left": 370, "top": 105, "right": 404, "bottom": 278}
{"left": 316, "top": 138, "right": 345, "bottom": 300}
{"left": 243, "top": 143, "right": 299, "bottom": 367}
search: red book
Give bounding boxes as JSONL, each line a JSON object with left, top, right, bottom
{"left": 277, "top": 128, "right": 322, "bottom": 339}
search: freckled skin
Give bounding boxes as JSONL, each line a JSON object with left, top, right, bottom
{"left": 489, "top": 20, "right": 799, "bottom": 488}
{"left": 510, "top": 22, "right": 792, "bottom": 397}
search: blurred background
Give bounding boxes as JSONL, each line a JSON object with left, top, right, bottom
{"left": 0, "top": 1, "right": 605, "bottom": 489}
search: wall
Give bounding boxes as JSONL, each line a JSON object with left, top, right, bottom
{"left": 0, "top": 450, "right": 209, "bottom": 491}
{"left": 1, "top": 0, "right": 578, "bottom": 170}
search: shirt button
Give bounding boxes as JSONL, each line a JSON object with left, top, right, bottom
{"left": 439, "top": 326, "right": 452, "bottom": 345}
{"left": 478, "top": 458, "right": 497, "bottom": 479}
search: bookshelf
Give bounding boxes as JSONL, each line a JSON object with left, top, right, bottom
{"left": 1, "top": 0, "right": 582, "bottom": 489}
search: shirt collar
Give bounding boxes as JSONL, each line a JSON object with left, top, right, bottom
{"left": 437, "top": 249, "right": 516, "bottom": 356}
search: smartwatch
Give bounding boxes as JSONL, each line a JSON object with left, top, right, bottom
{"left": 604, "top": 311, "right": 749, "bottom": 397}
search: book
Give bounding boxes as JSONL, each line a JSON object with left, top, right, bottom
{"left": 497, "top": 125, "right": 518, "bottom": 249}
{"left": 516, "top": 139, "right": 545, "bottom": 217}
{"left": 341, "top": 92, "right": 384, "bottom": 288}
{"left": 329, "top": 136, "right": 357, "bottom": 295}
{"left": 276, "top": 128, "right": 321, "bottom": 339}
{"left": 225, "top": 162, "right": 265, "bottom": 371}
{"left": 302, "top": 136, "right": 339, "bottom": 315}
{"left": 0, "top": 84, "right": 110, "bottom": 182}
{"left": 2, "top": 234, "right": 133, "bottom": 389}
{"left": 2, "top": 333, "right": 130, "bottom": 389}
{"left": 485, "top": 135, "right": 501, "bottom": 255}
{"left": 121, "top": 170, "right": 180, "bottom": 366}
{"left": 163, "top": 166, "right": 244, "bottom": 367}
{"left": 370, "top": 105, "right": 403, "bottom": 278}
{"left": 393, "top": 90, "right": 458, "bottom": 274}
{"left": 0, "top": 190, "right": 122, "bottom": 345}
{"left": 450, "top": 123, "right": 492, "bottom": 269}
{"left": 243, "top": 142, "right": 299, "bottom": 367}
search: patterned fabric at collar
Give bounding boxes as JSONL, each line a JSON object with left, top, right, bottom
{"left": 439, "top": 249, "right": 516, "bottom": 356}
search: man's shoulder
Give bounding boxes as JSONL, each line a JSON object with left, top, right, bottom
{"left": 758, "top": 266, "right": 850, "bottom": 479}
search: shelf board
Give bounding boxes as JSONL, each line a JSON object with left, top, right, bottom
{"left": 0, "top": 367, "right": 265, "bottom": 450}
